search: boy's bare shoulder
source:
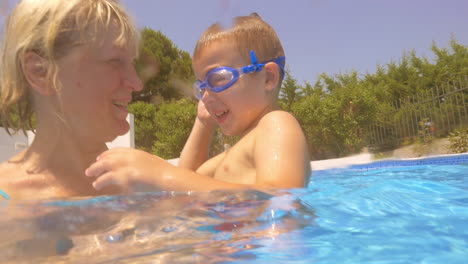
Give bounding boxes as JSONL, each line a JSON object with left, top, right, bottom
{"left": 258, "top": 110, "right": 301, "bottom": 129}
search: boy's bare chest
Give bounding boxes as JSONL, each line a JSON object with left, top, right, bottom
{"left": 213, "top": 136, "right": 256, "bottom": 185}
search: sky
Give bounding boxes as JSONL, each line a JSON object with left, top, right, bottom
{"left": 1, "top": 0, "right": 467, "bottom": 85}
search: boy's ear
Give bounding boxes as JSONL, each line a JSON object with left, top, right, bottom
{"left": 23, "top": 51, "right": 55, "bottom": 95}
{"left": 264, "top": 62, "right": 280, "bottom": 92}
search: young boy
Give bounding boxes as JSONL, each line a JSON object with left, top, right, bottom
{"left": 86, "top": 13, "right": 311, "bottom": 191}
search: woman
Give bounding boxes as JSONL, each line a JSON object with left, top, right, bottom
{"left": 0, "top": 0, "right": 142, "bottom": 199}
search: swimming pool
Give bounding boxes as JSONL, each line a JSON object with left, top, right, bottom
{"left": 1, "top": 154, "right": 467, "bottom": 263}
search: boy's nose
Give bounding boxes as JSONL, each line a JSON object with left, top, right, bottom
{"left": 200, "top": 88, "right": 217, "bottom": 102}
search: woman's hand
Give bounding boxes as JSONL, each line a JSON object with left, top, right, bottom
{"left": 85, "top": 148, "right": 171, "bottom": 192}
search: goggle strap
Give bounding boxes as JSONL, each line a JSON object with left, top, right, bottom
{"left": 250, "top": 50, "right": 258, "bottom": 65}
{"left": 248, "top": 51, "right": 285, "bottom": 73}
{"left": 250, "top": 50, "right": 264, "bottom": 72}
{"left": 275, "top": 57, "right": 286, "bottom": 71}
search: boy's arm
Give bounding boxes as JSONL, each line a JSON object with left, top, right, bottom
{"left": 178, "top": 118, "right": 215, "bottom": 170}
{"left": 253, "top": 111, "right": 311, "bottom": 188}
{"left": 178, "top": 101, "right": 217, "bottom": 170}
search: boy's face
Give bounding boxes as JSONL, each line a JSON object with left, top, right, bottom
{"left": 193, "top": 41, "right": 274, "bottom": 136}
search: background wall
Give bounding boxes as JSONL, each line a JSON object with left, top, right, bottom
{"left": 0, "top": 130, "right": 28, "bottom": 162}
{"left": 0, "top": 114, "right": 135, "bottom": 162}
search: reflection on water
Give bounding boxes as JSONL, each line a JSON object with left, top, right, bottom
{"left": 2, "top": 163, "right": 467, "bottom": 263}
{"left": 0, "top": 190, "right": 315, "bottom": 263}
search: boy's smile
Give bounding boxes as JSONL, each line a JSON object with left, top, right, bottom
{"left": 213, "top": 109, "right": 229, "bottom": 123}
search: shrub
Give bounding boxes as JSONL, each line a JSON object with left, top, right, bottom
{"left": 129, "top": 101, "right": 158, "bottom": 152}
{"left": 152, "top": 99, "right": 197, "bottom": 159}
{"left": 448, "top": 128, "right": 468, "bottom": 153}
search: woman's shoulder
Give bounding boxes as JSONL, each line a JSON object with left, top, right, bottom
{"left": 0, "top": 162, "right": 14, "bottom": 199}
{"left": 0, "top": 161, "right": 22, "bottom": 188}
{"left": 0, "top": 160, "right": 20, "bottom": 174}
{"left": 0, "top": 160, "right": 32, "bottom": 199}
{"left": 0, "top": 151, "right": 26, "bottom": 174}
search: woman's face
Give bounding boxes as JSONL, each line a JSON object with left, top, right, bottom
{"left": 55, "top": 29, "right": 142, "bottom": 144}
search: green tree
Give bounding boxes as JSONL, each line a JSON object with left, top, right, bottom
{"left": 302, "top": 80, "right": 325, "bottom": 98}
{"left": 152, "top": 99, "right": 197, "bottom": 159}
{"left": 129, "top": 101, "right": 157, "bottom": 152}
{"left": 128, "top": 33, "right": 467, "bottom": 159}
{"left": 134, "top": 28, "right": 194, "bottom": 103}
{"left": 279, "top": 71, "right": 302, "bottom": 111}
{"left": 291, "top": 71, "right": 379, "bottom": 158}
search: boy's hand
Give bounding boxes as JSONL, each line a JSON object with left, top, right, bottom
{"left": 197, "top": 100, "right": 216, "bottom": 129}
{"left": 85, "top": 148, "right": 170, "bottom": 192}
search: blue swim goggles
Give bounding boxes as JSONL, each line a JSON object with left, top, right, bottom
{"left": 194, "top": 50, "right": 285, "bottom": 100}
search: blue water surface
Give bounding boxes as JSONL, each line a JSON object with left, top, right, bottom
{"left": 0, "top": 157, "right": 467, "bottom": 263}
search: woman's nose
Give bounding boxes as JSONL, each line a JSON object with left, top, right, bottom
{"left": 124, "top": 67, "right": 143, "bottom": 92}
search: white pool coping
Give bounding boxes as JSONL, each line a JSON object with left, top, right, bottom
{"left": 310, "top": 153, "right": 374, "bottom": 171}
{"left": 167, "top": 152, "right": 375, "bottom": 171}
{"left": 168, "top": 152, "right": 468, "bottom": 171}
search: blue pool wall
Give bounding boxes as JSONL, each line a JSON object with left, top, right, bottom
{"left": 348, "top": 153, "right": 468, "bottom": 170}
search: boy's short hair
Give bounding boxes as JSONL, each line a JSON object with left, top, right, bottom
{"left": 193, "top": 13, "right": 285, "bottom": 84}
{"left": 0, "top": 0, "right": 139, "bottom": 135}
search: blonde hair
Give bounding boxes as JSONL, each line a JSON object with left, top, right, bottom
{"left": 193, "top": 13, "right": 285, "bottom": 78}
{"left": 0, "top": 0, "right": 139, "bottom": 135}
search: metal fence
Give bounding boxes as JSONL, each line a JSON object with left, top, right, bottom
{"left": 366, "top": 76, "right": 468, "bottom": 149}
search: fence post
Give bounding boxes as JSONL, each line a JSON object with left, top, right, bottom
{"left": 460, "top": 77, "right": 468, "bottom": 121}
{"left": 442, "top": 84, "right": 451, "bottom": 133}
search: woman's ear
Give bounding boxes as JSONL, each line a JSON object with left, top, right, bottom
{"left": 23, "top": 51, "right": 55, "bottom": 95}
{"left": 264, "top": 62, "right": 280, "bottom": 92}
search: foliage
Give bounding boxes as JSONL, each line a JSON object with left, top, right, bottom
{"left": 448, "top": 128, "right": 468, "bottom": 153}
{"left": 128, "top": 30, "right": 467, "bottom": 160}
{"left": 151, "top": 99, "right": 197, "bottom": 159}
{"left": 291, "top": 71, "right": 378, "bottom": 159}
{"left": 134, "top": 28, "right": 194, "bottom": 103}
{"left": 279, "top": 70, "right": 302, "bottom": 111}
{"left": 129, "top": 101, "right": 158, "bottom": 152}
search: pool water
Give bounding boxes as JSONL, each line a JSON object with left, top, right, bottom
{"left": 0, "top": 156, "right": 467, "bottom": 263}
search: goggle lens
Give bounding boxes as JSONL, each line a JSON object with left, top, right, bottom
{"left": 194, "top": 80, "right": 205, "bottom": 100}
{"left": 207, "top": 69, "right": 235, "bottom": 88}
{"left": 194, "top": 67, "right": 238, "bottom": 99}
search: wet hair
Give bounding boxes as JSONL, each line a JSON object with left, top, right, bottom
{"left": 0, "top": 0, "right": 139, "bottom": 135}
{"left": 193, "top": 12, "right": 285, "bottom": 85}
